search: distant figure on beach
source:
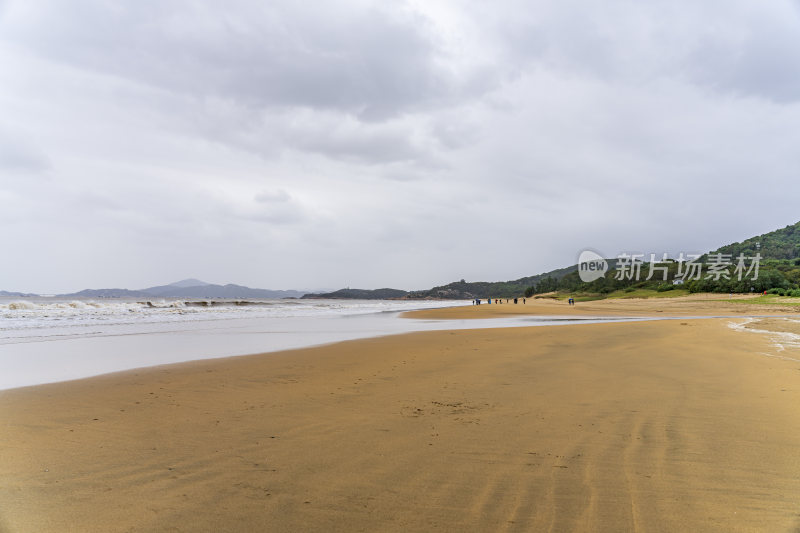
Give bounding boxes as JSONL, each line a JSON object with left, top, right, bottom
{"left": 568, "top": 297, "right": 574, "bottom": 306}
{"left": 523, "top": 298, "right": 526, "bottom": 304}
{"left": 513, "top": 298, "right": 518, "bottom": 304}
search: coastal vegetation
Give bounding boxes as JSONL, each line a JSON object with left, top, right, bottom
{"left": 301, "top": 288, "right": 409, "bottom": 299}
{"left": 268, "top": 221, "right": 800, "bottom": 301}
{"left": 524, "top": 222, "right": 800, "bottom": 299}
{"left": 402, "top": 221, "right": 800, "bottom": 300}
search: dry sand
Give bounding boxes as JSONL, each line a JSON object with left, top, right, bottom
{"left": 405, "top": 293, "right": 798, "bottom": 319}
{"left": 2, "top": 299, "right": 800, "bottom": 532}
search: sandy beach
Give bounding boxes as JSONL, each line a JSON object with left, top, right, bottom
{"left": 2, "top": 298, "right": 800, "bottom": 532}
{"left": 405, "top": 293, "right": 800, "bottom": 319}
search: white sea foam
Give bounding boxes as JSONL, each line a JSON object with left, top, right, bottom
{"left": 0, "top": 296, "right": 656, "bottom": 390}
{"left": 0, "top": 297, "right": 471, "bottom": 342}
{"left": 727, "top": 318, "right": 800, "bottom": 362}
{"left": 7, "top": 301, "right": 36, "bottom": 310}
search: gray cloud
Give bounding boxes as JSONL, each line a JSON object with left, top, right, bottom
{"left": 0, "top": 129, "right": 49, "bottom": 173}
{"left": 488, "top": 1, "right": 800, "bottom": 102}
{"left": 255, "top": 189, "right": 291, "bottom": 204}
{"left": 284, "top": 112, "right": 435, "bottom": 166}
{"left": 2, "top": 0, "right": 489, "bottom": 118}
{"left": 2, "top": 0, "right": 800, "bottom": 293}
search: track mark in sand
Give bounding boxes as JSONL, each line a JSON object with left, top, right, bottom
{"left": 544, "top": 438, "right": 593, "bottom": 532}
{"left": 621, "top": 412, "right": 669, "bottom": 531}
{"left": 575, "top": 446, "right": 599, "bottom": 532}
{"left": 400, "top": 400, "right": 490, "bottom": 423}
{"left": 467, "top": 469, "right": 509, "bottom": 527}
{"left": 621, "top": 416, "right": 643, "bottom": 531}
{"left": 539, "top": 451, "right": 560, "bottom": 533}
{"left": 502, "top": 465, "right": 553, "bottom": 533}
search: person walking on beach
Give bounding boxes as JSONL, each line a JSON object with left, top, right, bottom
{"left": 568, "top": 297, "right": 574, "bottom": 306}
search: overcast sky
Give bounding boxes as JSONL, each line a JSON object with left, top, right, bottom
{"left": 2, "top": 0, "right": 800, "bottom": 293}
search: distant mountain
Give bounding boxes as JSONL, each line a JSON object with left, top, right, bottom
{"left": 0, "top": 290, "right": 39, "bottom": 297}
{"left": 27, "top": 221, "right": 800, "bottom": 303}
{"left": 302, "top": 288, "right": 409, "bottom": 299}
{"left": 141, "top": 279, "right": 212, "bottom": 296}
{"left": 142, "top": 283, "right": 305, "bottom": 299}
{"left": 166, "top": 278, "right": 211, "bottom": 288}
{"left": 64, "top": 288, "right": 152, "bottom": 298}
{"left": 57, "top": 280, "right": 306, "bottom": 299}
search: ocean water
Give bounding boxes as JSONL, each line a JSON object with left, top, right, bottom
{"left": 0, "top": 297, "right": 466, "bottom": 335}
{"left": 0, "top": 297, "right": 645, "bottom": 391}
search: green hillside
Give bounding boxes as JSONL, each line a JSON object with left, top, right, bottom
{"left": 301, "top": 288, "right": 409, "bottom": 299}
{"left": 306, "top": 220, "right": 800, "bottom": 300}
{"left": 713, "top": 221, "right": 800, "bottom": 260}
{"left": 526, "top": 220, "right": 800, "bottom": 297}
{"left": 406, "top": 264, "right": 578, "bottom": 299}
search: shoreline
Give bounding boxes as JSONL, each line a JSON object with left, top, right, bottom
{"left": 3, "top": 309, "right": 791, "bottom": 393}
{"left": 3, "top": 294, "right": 798, "bottom": 392}
{"left": 0, "top": 301, "right": 469, "bottom": 391}
{"left": 2, "top": 299, "right": 800, "bottom": 531}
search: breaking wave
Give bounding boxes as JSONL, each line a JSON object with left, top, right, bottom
{"left": 0, "top": 297, "right": 468, "bottom": 336}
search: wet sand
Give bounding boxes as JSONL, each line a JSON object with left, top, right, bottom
{"left": 2, "top": 301, "right": 800, "bottom": 531}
